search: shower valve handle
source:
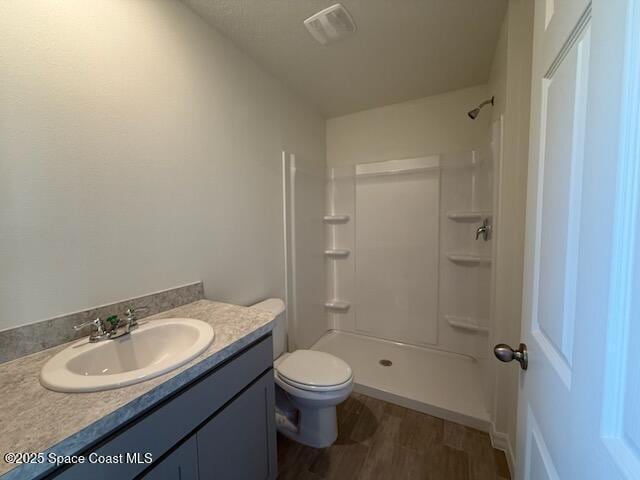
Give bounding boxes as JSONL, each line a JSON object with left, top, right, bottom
{"left": 476, "top": 218, "right": 492, "bottom": 241}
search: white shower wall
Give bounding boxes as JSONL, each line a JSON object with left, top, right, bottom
{"left": 438, "top": 151, "right": 493, "bottom": 359}
{"left": 354, "top": 158, "right": 440, "bottom": 346}
{"left": 325, "top": 151, "right": 493, "bottom": 360}
{"left": 325, "top": 165, "right": 356, "bottom": 332}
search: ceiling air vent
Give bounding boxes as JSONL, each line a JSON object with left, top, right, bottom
{"left": 304, "top": 4, "right": 356, "bottom": 45}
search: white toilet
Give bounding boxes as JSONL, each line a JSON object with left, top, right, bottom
{"left": 251, "top": 298, "right": 353, "bottom": 448}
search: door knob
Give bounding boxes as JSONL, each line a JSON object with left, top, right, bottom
{"left": 494, "top": 343, "right": 528, "bottom": 370}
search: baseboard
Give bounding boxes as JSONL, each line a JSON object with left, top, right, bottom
{"left": 489, "top": 423, "right": 515, "bottom": 479}
{"left": 353, "top": 383, "right": 492, "bottom": 432}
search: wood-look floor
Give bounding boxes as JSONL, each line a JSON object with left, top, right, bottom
{"left": 277, "top": 392, "right": 511, "bottom": 480}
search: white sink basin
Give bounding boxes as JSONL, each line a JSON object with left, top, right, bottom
{"left": 40, "top": 318, "right": 215, "bottom": 393}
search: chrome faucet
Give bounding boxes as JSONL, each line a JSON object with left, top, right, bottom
{"left": 73, "top": 306, "right": 148, "bottom": 342}
{"left": 73, "top": 317, "right": 111, "bottom": 343}
{"left": 476, "top": 218, "right": 492, "bottom": 241}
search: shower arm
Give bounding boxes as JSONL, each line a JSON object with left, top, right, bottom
{"left": 477, "top": 98, "right": 494, "bottom": 110}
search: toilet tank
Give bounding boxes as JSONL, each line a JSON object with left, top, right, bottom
{"left": 250, "top": 298, "right": 286, "bottom": 360}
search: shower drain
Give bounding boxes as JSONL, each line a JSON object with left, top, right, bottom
{"left": 379, "top": 359, "right": 393, "bottom": 367}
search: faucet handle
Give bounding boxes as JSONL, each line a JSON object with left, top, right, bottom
{"left": 73, "top": 317, "right": 106, "bottom": 334}
{"left": 124, "top": 306, "right": 149, "bottom": 328}
{"left": 125, "top": 306, "right": 149, "bottom": 319}
{"left": 123, "top": 306, "right": 148, "bottom": 333}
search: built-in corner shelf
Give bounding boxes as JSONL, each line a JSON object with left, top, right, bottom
{"left": 324, "top": 301, "right": 351, "bottom": 312}
{"left": 446, "top": 211, "right": 492, "bottom": 222}
{"left": 323, "top": 214, "right": 350, "bottom": 224}
{"left": 324, "top": 249, "right": 350, "bottom": 258}
{"left": 445, "top": 315, "right": 489, "bottom": 335}
{"left": 446, "top": 253, "right": 492, "bottom": 266}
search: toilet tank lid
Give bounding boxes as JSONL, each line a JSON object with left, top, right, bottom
{"left": 251, "top": 298, "right": 285, "bottom": 316}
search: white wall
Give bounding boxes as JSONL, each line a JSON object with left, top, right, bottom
{"left": 0, "top": 0, "right": 325, "bottom": 331}
{"left": 326, "top": 85, "right": 491, "bottom": 168}
{"left": 486, "top": 0, "right": 534, "bottom": 466}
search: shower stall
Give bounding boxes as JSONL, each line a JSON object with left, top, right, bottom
{"left": 310, "top": 147, "right": 496, "bottom": 430}
{"left": 282, "top": 111, "right": 500, "bottom": 430}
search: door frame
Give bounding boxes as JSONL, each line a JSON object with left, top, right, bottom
{"left": 599, "top": 0, "right": 640, "bottom": 474}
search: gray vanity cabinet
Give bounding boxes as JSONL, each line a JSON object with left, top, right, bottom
{"left": 51, "top": 336, "right": 276, "bottom": 480}
{"left": 197, "top": 371, "right": 275, "bottom": 480}
{"left": 140, "top": 437, "right": 199, "bottom": 480}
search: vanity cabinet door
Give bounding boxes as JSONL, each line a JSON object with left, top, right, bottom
{"left": 140, "top": 436, "right": 198, "bottom": 480}
{"left": 196, "top": 370, "right": 276, "bottom": 480}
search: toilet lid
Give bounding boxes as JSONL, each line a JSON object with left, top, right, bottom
{"left": 276, "top": 350, "right": 352, "bottom": 388}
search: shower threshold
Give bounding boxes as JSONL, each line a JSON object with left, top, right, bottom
{"left": 311, "top": 330, "right": 490, "bottom": 431}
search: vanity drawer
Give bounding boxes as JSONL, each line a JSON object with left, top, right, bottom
{"left": 52, "top": 335, "right": 273, "bottom": 480}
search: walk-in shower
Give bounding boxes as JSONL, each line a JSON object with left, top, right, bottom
{"left": 312, "top": 146, "right": 497, "bottom": 430}
{"left": 281, "top": 107, "right": 501, "bottom": 429}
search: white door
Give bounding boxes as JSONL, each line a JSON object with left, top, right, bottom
{"left": 514, "top": 0, "right": 640, "bottom": 479}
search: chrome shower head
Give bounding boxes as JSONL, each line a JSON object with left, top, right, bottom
{"left": 467, "top": 96, "right": 494, "bottom": 120}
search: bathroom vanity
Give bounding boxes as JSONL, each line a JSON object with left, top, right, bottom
{"left": 0, "top": 300, "right": 277, "bottom": 480}
{"left": 54, "top": 336, "right": 276, "bottom": 480}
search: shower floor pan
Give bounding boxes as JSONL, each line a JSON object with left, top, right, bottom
{"left": 312, "top": 330, "right": 490, "bottom": 431}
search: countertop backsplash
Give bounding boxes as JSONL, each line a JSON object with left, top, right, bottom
{"left": 0, "top": 282, "right": 204, "bottom": 364}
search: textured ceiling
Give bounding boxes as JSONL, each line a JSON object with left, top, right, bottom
{"left": 182, "top": 0, "right": 507, "bottom": 117}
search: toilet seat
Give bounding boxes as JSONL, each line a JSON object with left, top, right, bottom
{"left": 275, "top": 350, "right": 353, "bottom": 392}
{"left": 276, "top": 370, "right": 353, "bottom": 392}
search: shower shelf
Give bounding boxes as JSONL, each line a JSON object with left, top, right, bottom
{"left": 445, "top": 315, "right": 489, "bottom": 334}
{"left": 323, "top": 214, "right": 350, "bottom": 224}
{"left": 446, "top": 253, "right": 491, "bottom": 265}
{"left": 446, "top": 211, "right": 492, "bottom": 222}
{"left": 324, "top": 301, "right": 351, "bottom": 312}
{"left": 324, "top": 249, "right": 350, "bottom": 258}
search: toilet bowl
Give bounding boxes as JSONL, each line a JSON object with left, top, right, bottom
{"left": 251, "top": 298, "right": 354, "bottom": 448}
{"left": 274, "top": 350, "right": 353, "bottom": 447}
